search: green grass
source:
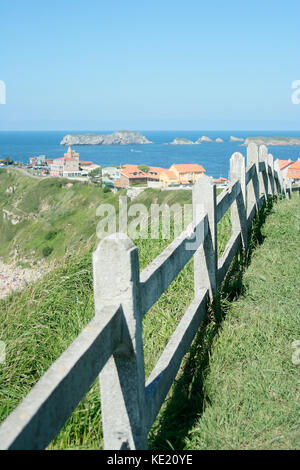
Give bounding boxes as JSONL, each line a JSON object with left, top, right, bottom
{"left": 0, "top": 169, "right": 123, "bottom": 263}
{"left": 150, "top": 195, "right": 300, "bottom": 450}
{"left": 1, "top": 171, "right": 298, "bottom": 450}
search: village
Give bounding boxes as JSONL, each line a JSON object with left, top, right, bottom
{"left": 1, "top": 147, "right": 300, "bottom": 193}
{"left": 0, "top": 146, "right": 230, "bottom": 189}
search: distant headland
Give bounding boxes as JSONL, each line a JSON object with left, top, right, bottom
{"left": 243, "top": 136, "right": 300, "bottom": 146}
{"left": 60, "top": 130, "right": 153, "bottom": 146}
{"left": 58, "top": 132, "right": 300, "bottom": 147}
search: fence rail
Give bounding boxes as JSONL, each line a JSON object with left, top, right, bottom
{"left": 0, "top": 144, "right": 298, "bottom": 450}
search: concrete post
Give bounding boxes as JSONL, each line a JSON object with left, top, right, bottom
{"left": 193, "top": 176, "right": 217, "bottom": 300}
{"left": 259, "top": 145, "right": 269, "bottom": 199}
{"left": 287, "top": 179, "right": 292, "bottom": 200}
{"left": 230, "top": 152, "right": 247, "bottom": 250}
{"left": 267, "top": 153, "right": 275, "bottom": 195}
{"left": 247, "top": 143, "right": 260, "bottom": 217}
{"left": 93, "top": 234, "right": 147, "bottom": 450}
{"left": 274, "top": 159, "right": 283, "bottom": 194}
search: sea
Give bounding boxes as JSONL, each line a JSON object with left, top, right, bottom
{"left": 1, "top": 130, "right": 300, "bottom": 179}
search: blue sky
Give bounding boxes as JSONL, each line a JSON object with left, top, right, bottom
{"left": 0, "top": 0, "right": 299, "bottom": 130}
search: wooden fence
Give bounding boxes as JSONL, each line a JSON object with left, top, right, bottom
{"left": 0, "top": 143, "right": 298, "bottom": 450}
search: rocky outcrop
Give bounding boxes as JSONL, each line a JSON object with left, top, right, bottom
{"left": 6, "top": 186, "right": 16, "bottom": 194}
{"left": 169, "top": 138, "right": 195, "bottom": 145}
{"left": 196, "top": 136, "right": 213, "bottom": 143}
{"left": 230, "top": 136, "right": 244, "bottom": 142}
{"left": 3, "top": 209, "right": 23, "bottom": 225}
{"left": 0, "top": 260, "right": 45, "bottom": 299}
{"left": 244, "top": 136, "right": 300, "bottom": 146}
{"left": 60, "top": 130, "right": 153, "bottom": 146}
{"left": 215, "top": 138, "right": 224, "bottom": 143}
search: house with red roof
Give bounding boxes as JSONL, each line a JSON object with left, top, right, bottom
{"left": 117, "top": 164, "right": 167, "bottom": 187}
{"left": 275, "top": 159, "right": 294, "bottom": 179}
{"left": 286, "top": 160, "right": 300, "bottom": 182}
{"left": 49, "top": 147, "right": 81, "bottom": 177}
{"left": 214, "top": 177, "right": 230, "bottom": 186}
{"left": 115, "top": 163, "right": 206, "bottom": 188}
{"left": 168, "top": 163, "right": 205, "bottom": 185}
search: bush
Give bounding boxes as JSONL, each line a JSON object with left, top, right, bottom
{"left": 45, "top": 230, "right": 58, "bottom": 241}
{"left": 138, "top": 164, "right": 149, "bottom": 173}
{"left": 103, "top": 186, "right": 111, "bottom": 193}
{"left": 42, "top": 246, "right": 53, "bottom": 257}
{"left": 89, "top": 167, "right": 102, "bottom": 178}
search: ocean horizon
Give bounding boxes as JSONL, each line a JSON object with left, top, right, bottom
{"left": 1, "top": 130, "right": 300, "bottom": 179}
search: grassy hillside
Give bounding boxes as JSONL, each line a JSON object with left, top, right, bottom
{"left": 0, "top": 169, "right": 201, "bottom": 266}
{"left": 0, "top": 169, "right": 122, "bottom": 264}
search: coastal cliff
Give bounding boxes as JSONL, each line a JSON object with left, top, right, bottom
{"left": 60, "top": 130, "right": 153, "bottom": 146}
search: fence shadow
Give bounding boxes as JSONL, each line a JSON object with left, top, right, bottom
{"left": 149, "top": 196, "right": 276, "bottom": 450}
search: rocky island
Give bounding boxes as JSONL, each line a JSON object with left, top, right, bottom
{"left": 244, "top": 136, "right": 300, "bottom": 146}
{"left": 169, "top": 137, "right": 195, "bottom": 145}
{"left": 230, "top": 136, "right": 244, "bottom": 142}
{"left": 60, "top": 130, "right": 153, "bottom": 146}
{"left": 196, "top": 136, "right": 213, "bottom": 143}
{"left": 169, "top": 135, "right": 216, "bottom": 145}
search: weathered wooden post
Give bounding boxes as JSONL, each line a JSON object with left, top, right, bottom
{"left": 193, "top": 176, "right": 217, "bottom": 301}
{"left": 230, "top": 152, "right": 247, "bottom": 250}
{"left": 93, "top": 234, "right": 147, "bottom": 450}
{"left": 259, "top": 145, "right": 269, "bottom": 200}
{"left": 247, "top": 143, "right": 260, "bottom": 217}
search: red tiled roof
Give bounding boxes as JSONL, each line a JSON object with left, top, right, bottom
{"left": 121, "top": 164, "right": 166, "bottom": 179}
{"left": 121, "top": 165, "right": 149, "bottom": 179}
{"left": 278, "top": 159, "right": 294, "bottom": 170}
{"left": 160, "top": 169, "right": 177, "bottom": 179}
{"left": 214, "top": 177, "right": 229, "bottom": 184}
{"left": 171, "top": 163, "right": 205, "bottom": 173}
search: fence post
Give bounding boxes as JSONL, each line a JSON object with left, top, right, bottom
{"left": 274, "top": 159, "right": 283, "bottom": 194}
{"left": 93, "top": 234, "right": 147, "bottom": 450}
{"left": 193, "top": 176, "right": 217, "bottom": 300}
{"left": 247, "top": 143, "right": 260, "bottom": 217}
{"left": 259, "top": 145, "right": 268, "bottom": 200}
{"left": 287, "top": 179, "right": 292, "bottom": 199}
{"left": 267, "top": 153, "right": 275, "bottom": 196}
{"left": 230, "top": 152, "right": 247, "bottom": 250}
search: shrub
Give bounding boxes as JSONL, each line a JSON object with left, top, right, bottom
{"left": 138, "top": 164, "right": 149, "bottom": 173}
{"left": 42, "top": 246, "right": 53, "bottom": 257}
{"left": 45, "top": 230, "right": 58, "bottom": 241}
